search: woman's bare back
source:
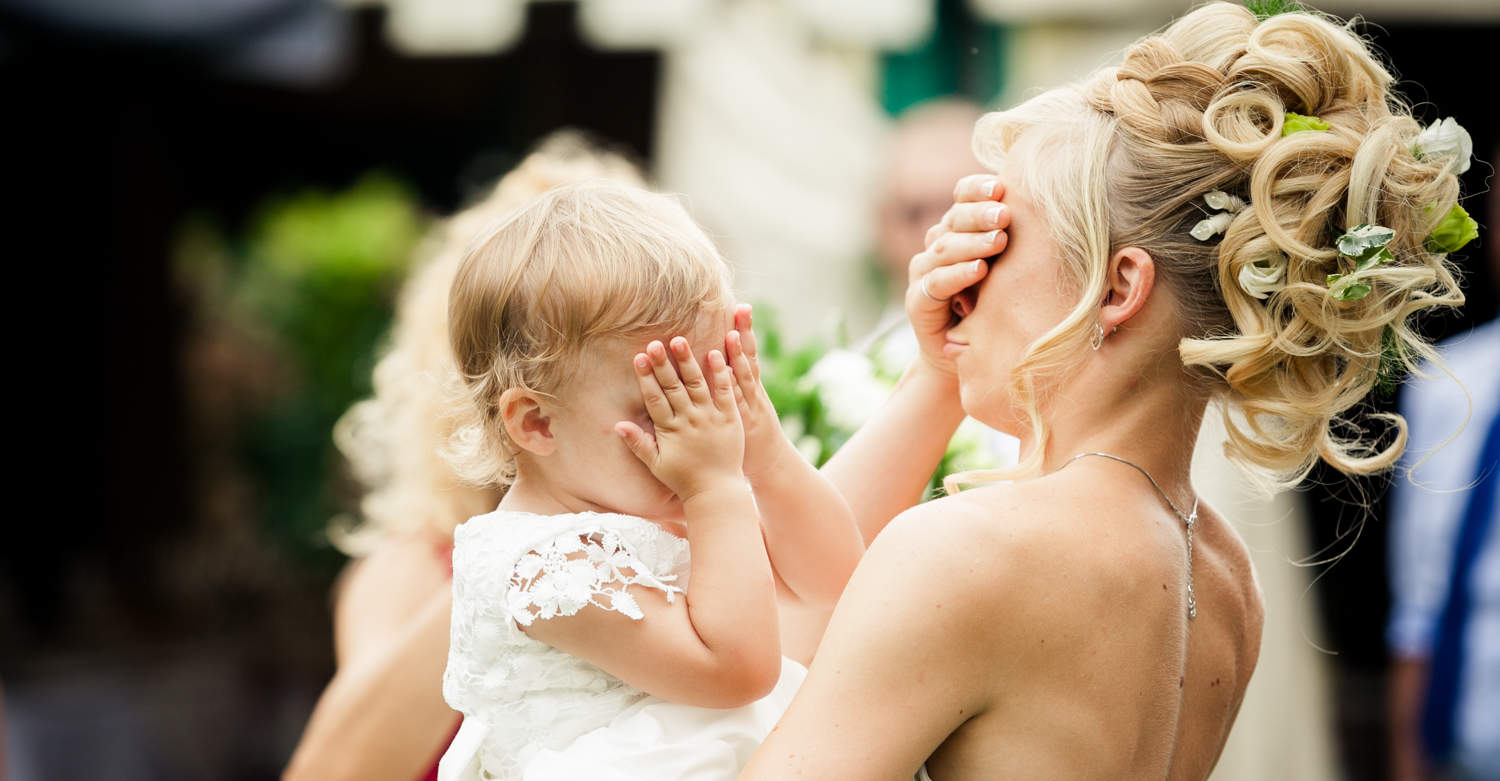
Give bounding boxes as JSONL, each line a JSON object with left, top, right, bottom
{"left": 923, "top": 475, "right": 1264, "bottom": 780}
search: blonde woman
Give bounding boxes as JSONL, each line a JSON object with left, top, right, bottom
{"left": 745, "top": 3, "right": 1470, "bottom": 778}
{"left": 284, "top": 134, "right": 644, "bottom": 781}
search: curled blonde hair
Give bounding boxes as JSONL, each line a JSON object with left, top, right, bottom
{"left": 953, "top": 2, "right": 1465, "bottom": 491}
{"left": 447, "top": 180, "right": 733, "bottom": 486}
{"left": 332, "top": 133, "right": 644, "bottom": 554}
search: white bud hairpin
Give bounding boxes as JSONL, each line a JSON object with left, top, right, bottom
{"left": 1191, "top": 190, "right": 1248, "bottom": 241}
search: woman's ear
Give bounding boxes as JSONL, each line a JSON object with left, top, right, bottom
{"left": 499, "top": 388, "right": 557, "bottom": 456}
{"left": 1100, "top": 246, "right": 1156, "bottom": 333}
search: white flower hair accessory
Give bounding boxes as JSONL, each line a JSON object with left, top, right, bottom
{"left": 1413, "top": 117, "right": 1473, "bottom": 174}
{"left": 1237, "top": 253, "right": 1288, "bottom": 300}
{"left": 1191, "top": 190, "right": 1248, "bottom": 241}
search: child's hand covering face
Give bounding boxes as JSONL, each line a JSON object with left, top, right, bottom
{"left": 724, "top": 304, "right": 788, "bottom": 480}
{"left": 615, "top": 337, "right": 746, "bottom": 503}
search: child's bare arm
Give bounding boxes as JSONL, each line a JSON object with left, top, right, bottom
{"left": 522, "top": 339, "right": 781, "bottom": 708}
{"left": 727, "top": 306, "right": 863, "bottom": 605}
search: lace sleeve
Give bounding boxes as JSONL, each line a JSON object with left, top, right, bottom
{"left": 506, "top": 528, "right": 684, "bottom": 627}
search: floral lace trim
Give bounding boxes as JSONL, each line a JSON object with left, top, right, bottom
{"left": 506, "top": 528, "right": 683, "bottom": 627}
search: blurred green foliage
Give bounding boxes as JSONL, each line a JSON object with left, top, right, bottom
{"left": 753, "top": 306, "right": 844, "bottom": 462}
{"left": 753, "top": 303, "right": 997, "bottom": 500}
{"left": 176, "top": 173, "right": 426, "bottom": 568}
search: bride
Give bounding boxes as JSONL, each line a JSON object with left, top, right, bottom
{"left": 745, "top": 2, "right": 1469, "bottom": 777}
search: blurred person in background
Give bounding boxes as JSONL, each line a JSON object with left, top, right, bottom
{"left": 283, "top": 132, "right": 644, "bottom": 781}
{"left": 872, "top": 98, "right": 986, "bottom": 325}
{"left": 1387, "top": 145, "right": 1500, "bottom": 781}
{"left": 860, "top": 97, "right": 1023, "bottom": 469}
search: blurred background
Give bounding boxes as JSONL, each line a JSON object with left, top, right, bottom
{"left": 1, "top": 0, "right": 1496, "bottom": 779}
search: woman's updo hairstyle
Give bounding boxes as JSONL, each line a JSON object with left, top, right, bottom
{"left": 969, "top": 1, "right": 1467, "bottom": 488}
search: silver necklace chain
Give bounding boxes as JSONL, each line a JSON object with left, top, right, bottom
{"left": 1062, "top": 452, "right": 1199, "bottom": 620}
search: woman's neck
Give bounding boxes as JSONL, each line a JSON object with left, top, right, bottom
{"left": 1019, "top": 363, "right": 1208, "bottom": 510}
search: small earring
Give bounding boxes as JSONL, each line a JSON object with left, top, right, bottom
{"left": 1090, "top": 322, "right": 1105, "bottom": 350}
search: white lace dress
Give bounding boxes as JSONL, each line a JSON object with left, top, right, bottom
{"left": 439, "top": 508, "right": 806, "bottom": 781}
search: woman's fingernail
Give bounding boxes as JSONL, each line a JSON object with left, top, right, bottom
{"left": 985, "top": 230, "right": 1001, "bottom": 244}
{"left": 972, "top": 259, "right": 986, "bottom": 272}
{"left": 635, "top": 355, "right": 650, "bottom": 369}
{"left": 985, "top": 206, "right": 1003, "bottom": 226}
{"left": 986, "top": 179, "right": 1000, "bottom": 198}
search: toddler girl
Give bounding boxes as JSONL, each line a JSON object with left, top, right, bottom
{"left": 438, "top": 181, "right": 863, "bottom": 780}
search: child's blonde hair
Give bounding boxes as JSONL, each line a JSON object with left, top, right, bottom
{"left": 951, "top": 1, "right": 1466, "bottom": 492}
{"left": 447, "top": 180, "right": 734, "bottom": 487}
{"left": 332, "top": 133, "right": 645, "bottom": 554}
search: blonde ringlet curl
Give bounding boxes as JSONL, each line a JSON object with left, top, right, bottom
{"left": 330, "top": 133, "right": 646, "bottom": 555}
{"left": 446, "top": 180, "right": 734, "bottom": 491}
{"left": 946, "top": 1, "right": 1465, "bottom": 494}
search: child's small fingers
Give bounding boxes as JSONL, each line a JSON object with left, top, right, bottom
{"left": 646, "top": 340, "right": 690, "bottom": 412}
{"left": 633, "top": 353, "right": 674, "bottom": 422}
{"left": 731, "top": 379, "right": 747, "bottom": 412}
{"left": 727, "top": 332, "right": 758, "bottom": 393}
{"left": 670, "top": 337, "right": 712, "bottom": 405}
{"left": 725, "top": 328, "right": 743, "bottom": 360}
{"left": 707, "top": 350, "right": 735, "bottom": 410}
{"left": 614, "top": 422, "right": 656, "bottom": 465}
{"left": 738, "top": 308, "right": 759, "bottom": 361}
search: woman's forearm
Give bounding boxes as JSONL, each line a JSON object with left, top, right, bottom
{"left": 822, "top": 361, "right": 965, "bottom": 544}
{"left": 284, "top": 589, "right": 458, "bottom": 781}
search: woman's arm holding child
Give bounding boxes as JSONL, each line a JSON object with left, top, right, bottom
{"left": 727, "top": 305, "right": 864, "bottom": 606}
{"left": 522, "top": 339, "right": 782, "bottom": 708}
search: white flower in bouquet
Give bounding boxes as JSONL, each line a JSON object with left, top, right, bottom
{"left": 803, "top": 349, "right": 889, "bottom": 430}
{"left": 871, "top": 324, "right": 918, "bottom": 377}
{"left": 1413, "top": 117, "right": 1473, "bottom": 174}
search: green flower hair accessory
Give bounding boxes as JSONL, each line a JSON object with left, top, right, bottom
{"left": 1282, "top": 112, "right": 1331, "bottom": 136}
{"left": 1424, "top": 203, "right": 1479, "bottom": 254}
{"left": 1247, "top": 0, "right": 1304, "bottom": 20}
{"left": 1326, "top": 224, "right": 1396, "bottom": 301}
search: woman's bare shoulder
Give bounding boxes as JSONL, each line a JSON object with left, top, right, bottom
{"left": 868, "top": 481, "right": 1128, "bottom": 643}
{"left": 883, "top": 474, "right": 1192, "bottom": 634}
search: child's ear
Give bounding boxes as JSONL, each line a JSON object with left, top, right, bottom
{"left": 499, "top": 388, "right": 557, "bottom": 456}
